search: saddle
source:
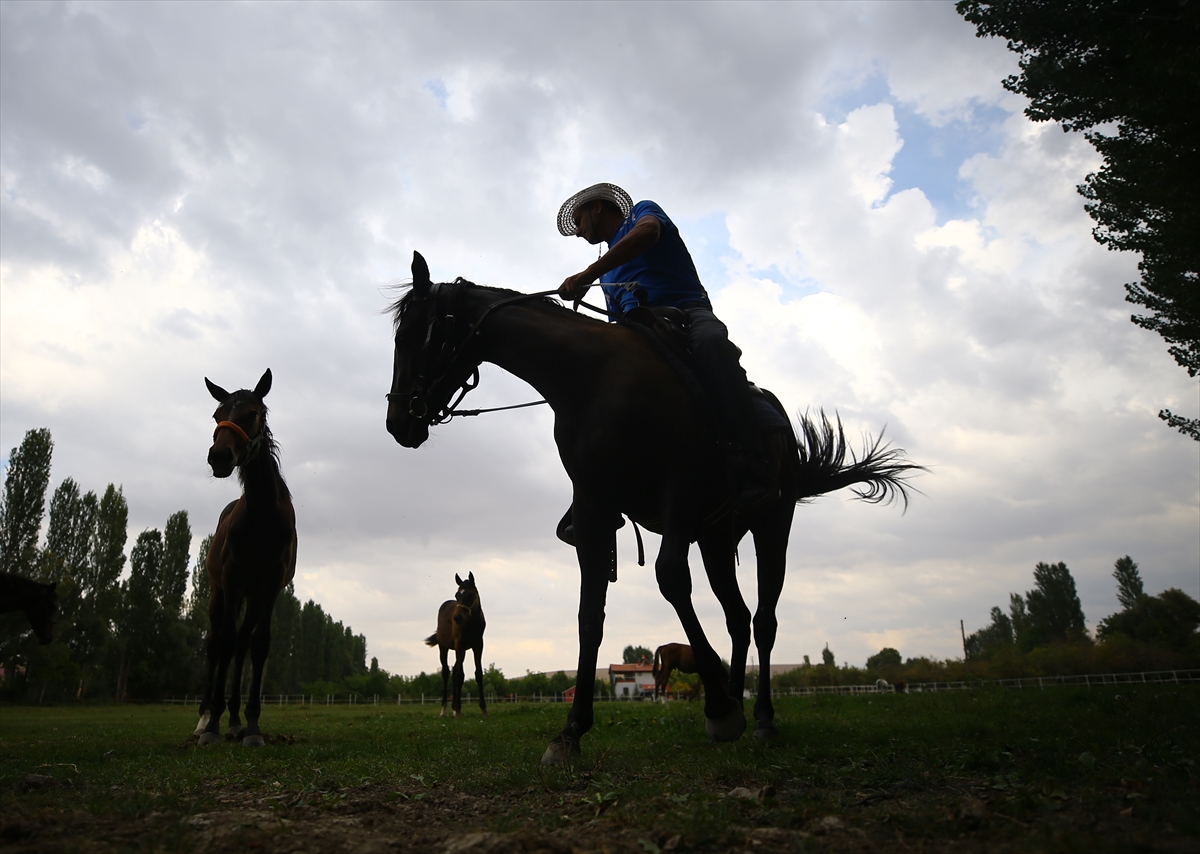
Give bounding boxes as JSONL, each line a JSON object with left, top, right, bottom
{"left": 619, "top": 306, "right": 790, "bottom": 435}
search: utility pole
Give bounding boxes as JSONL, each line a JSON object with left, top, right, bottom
{"left": 960, "top": 619, "right": 968, "bottom": 660}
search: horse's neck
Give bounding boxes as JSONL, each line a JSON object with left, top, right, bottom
{"left": 470, "top": 296, "right": 607, "bottom": 404}
{"left": 238, "top": 448, "right": 286, "bottom": 509}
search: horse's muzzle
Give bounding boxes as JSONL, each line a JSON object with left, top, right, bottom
{"left": 386, "top": 401, "right": 428, "bottom": 448}
{"left": 208, "top": 445, "right": 236, "bottom": 478}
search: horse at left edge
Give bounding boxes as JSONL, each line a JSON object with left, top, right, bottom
{"left": 195, "top": 369, "right": 297, "bottom": 748}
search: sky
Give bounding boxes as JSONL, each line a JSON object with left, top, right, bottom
{"left": 2, "top": 1, "right": 1196, "bottom": 680}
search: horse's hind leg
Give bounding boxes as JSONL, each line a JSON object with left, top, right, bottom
{"left": 655, "top": 530, "right": 744, "bottom": 742}
{"left": 697, "top": 527, "right": 752, "bottom": 701}
{"left": 241, "top": 592, "right": 279, "bottom": 747}
{"left": 749, "top": 507, "right": 793, "bottom": 739}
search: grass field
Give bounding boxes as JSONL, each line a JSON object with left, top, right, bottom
{"left": 1, "top": 685, "right": 1196, "bottom": 853}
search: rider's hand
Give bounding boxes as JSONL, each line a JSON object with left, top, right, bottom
{"left": 559, "top": 271, "right": 594, "bottom": 301}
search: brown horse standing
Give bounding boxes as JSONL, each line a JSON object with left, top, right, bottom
{"left": 195, "top": 369, "right": 297, "bottom": 748}
{"left": 424, "top": 571, "right": 488, "bottom": 718}
{"left": 0, "top": 573, "right": 57, "bottom": 645}
{"left": 652, "top": 642, "right": 697, "bottom": 699}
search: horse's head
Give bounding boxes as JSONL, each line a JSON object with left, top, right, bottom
{"left": 386, "top": 252, "right": 482, "bottom": 448}
{"left": 205, "top": 369, "right": 272, "bottom": 478}
{"left": 454, "top": 571, "right": 479, "bottom": 611}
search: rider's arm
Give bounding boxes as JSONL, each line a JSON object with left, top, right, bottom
{"left": 560, "top": 214, "right": 661, "bottom": 299}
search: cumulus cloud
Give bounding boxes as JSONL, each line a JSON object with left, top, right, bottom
{"left": 2, "top": 1, "right": 1195, "bottom": 677}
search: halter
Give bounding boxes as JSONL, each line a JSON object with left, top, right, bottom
{"left": 389, "top": 282, "right": 560, "bottom": 426}
{"left": 213, "top": 419, "right": 265, "bottom": 464}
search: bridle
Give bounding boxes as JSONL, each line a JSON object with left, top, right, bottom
{"left": 388, "top": 281, "right": 560, "bottom": 426}
{"left": 213, "top": 418, "right": 265, "bottom": 464}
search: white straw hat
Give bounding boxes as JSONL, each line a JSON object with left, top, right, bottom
{"left": 556, "top": 183, "right": 633, "bottom": 236}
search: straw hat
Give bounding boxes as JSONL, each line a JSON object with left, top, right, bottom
{"left": 556, "top": 183, "right": 633, "bottom": 236}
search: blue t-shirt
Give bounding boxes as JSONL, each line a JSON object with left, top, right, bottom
{"left": 599, "top": 200, "right": 709, "bottom": 317}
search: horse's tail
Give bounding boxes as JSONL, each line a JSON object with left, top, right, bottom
{"left": 787, "top": 407, "right": 924, "bottom": 510}
{"left": 653, "top": 645, "right": 662, "bottom": 678}
{"left": 423, "top": 633, "right": 438, "bottom": 647}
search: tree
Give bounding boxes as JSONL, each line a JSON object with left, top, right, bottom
{"left": 957, "top": 0, "right": 1200, "bottom": 440}
{"left": 623, "top": 644, "right": 652, "bottom": 664}
{"left": 159, "top": 511, "right": 191, "bottom": 617}
{"left": 186, "top": 534, "right": 212, "bottom": 627}
{"left": 965, "top": 607, "right": 1015, "bottom": 659}
{"left": 821, "top": 643, "right": 835, "bottom": 667}
{"left": 1113, "top": 555, "right": 1144, "bottom": 610}
{"left": 866, "top": 647, "right": 902, "bottom": 669}
{"left": 0, "top": 428, "right": 54, "bottom": 576}
{"left": 1020, "top": 561, "right": 1089, "bottom": 648}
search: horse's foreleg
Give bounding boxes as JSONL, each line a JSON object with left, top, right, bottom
{"left": 241, "top": 593, "right": 278, "bottom": 747}
{"left": 200, "top": 597, "right": 240, "bottom": 745}
{"left": 749, "top": 510, "right": 793, "bottom": 739}
{"left": 543, "top": 505, "right": 611, "bottom": 766}
{"left": 655, "top": 531, "right": 744, "bottom": 742}
{"left": 451, "top": 647, "right": 467, "bottom": 718}
{"left": 195, "top": 596, "right": 225, "bottom": 737}
{"left": 472, "top": 641, "right": 488, "bottom": 717}
{"left": 697, "top": 528, "right": 751, "bottom": 701}
{"left": 226, "top": 612, "right": 256, "bottom": 738}
{"left": 439, "top": 646, "right": 451, "bottom": 717}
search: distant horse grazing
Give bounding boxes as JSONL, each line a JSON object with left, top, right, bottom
{"left": 386, "top": 252, "right": 918, "bottom": 764}
{"left": 195, "top": 369, "right": 297, "bottom": 748}
{"left": 424, "top": 572, "right": 488, "bottom": 718}
{"left": 653, "top": 643, "right": 697, "bottom": 699}
{"left": 0, "top": 573, "right": 57, "bottom": 645}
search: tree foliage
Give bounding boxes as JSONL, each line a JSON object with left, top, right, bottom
{"left": 622, "top": 644, "right": 652, "bottom": 664}
{"left": 958, "top": 0, "right": 1200, "bottom": 439}
{"left": 1097, "top": 555, "right": 1200, "bottom": 651}
{"left": 0, "top": 428, "right": 54, "bottom": 576}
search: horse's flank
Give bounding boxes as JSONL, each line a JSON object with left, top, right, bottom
{"left": 0, "top": 572, "right": 57, "bottom": 645}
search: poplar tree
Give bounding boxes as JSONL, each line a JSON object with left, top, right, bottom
{"left": 0, "top": 428, "right": 54, "bottom": 576}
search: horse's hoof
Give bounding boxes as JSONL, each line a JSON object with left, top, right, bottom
{"left": 193, "top": 713, "right": 211, "bottom": 737}
{"left": 227, "top": 725, "right": 245, "bottom": 738}
{"left": 705, "top": 706, "right": 747, "bottom": 742}
{"left": 540, "top": 740, "right": 580, "bottom": 766}
{"left": 754, "top": 723, "right": 780, "bottom": 740}
{"left": 454, "top": 711, "right": 462, "bottom": 719}
{"left": 439, "top": 710, "right": 447, "bottom": 718}
{"left": 481, "top": 711, "right": 489, "bottom": 718}
{"left": 197, "top": 732, "right": 221, "bottom": 747}
{"left": 242, "top": 734, "right": 265, "bottom": 748}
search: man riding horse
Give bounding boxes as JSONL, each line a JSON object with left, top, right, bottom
{"left": 556, "top": 183, "right": 776, "bottom": 517}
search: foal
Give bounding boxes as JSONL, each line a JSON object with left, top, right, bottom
{"left": 0, "top": 573, "right": 57, "bottom": 645}
{"left": 424, "top": 572, "right": 488, "bottom": 718}
{"left": 195, "top": 369, "right": 297, "bottom": 747}
{"left": 652, "top": 642, "right": 697, "bottom": 699}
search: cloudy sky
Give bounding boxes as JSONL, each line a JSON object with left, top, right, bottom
{"left": 2, "top": 1, "right": 1196, "bottom": 680}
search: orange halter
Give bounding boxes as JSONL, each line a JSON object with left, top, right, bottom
{"left": 213, "top": 420, "right": 251, "bottom": 443}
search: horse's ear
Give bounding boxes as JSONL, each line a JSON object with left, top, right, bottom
{"left": 412, "top": 251, "right": 431, "bottom": 298}
{"left": 455, "top": 573, "right": 464, "bottom": 586}
{"left": 205, "top": 378, "right": 229, "bottom": 402}
{"left": 254, "top": 369, "right": 273, "bottom": 399}
{"left": 468, "top": 571, "right": 475, "bottom": 585}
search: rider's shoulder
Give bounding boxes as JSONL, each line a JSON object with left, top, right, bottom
{"left": 631, "top": 199, "right": 670, "bottom": 223}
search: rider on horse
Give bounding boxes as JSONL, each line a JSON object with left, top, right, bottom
{"left": 556, "top": 182, "right": 777, "bottom": 513}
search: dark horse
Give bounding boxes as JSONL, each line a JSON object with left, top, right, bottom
{"left": 424, "top": 571, "right": 488, "bottom": 718}
{"left": 386, "top": 252, "right": 917, "bottom": 764}
{"left": 653, "top": 642, "right": 697, "bottom": 700}
{"left": 0, "top": 573, "right": 57, "bottom": 645}
{"left": 195, "top": 369, "right": 298, "bottom": 748}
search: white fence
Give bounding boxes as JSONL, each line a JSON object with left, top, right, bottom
{"left": 162, "top": 670, "right": 1199, "bottom": 708}
{"left": 767, "top": 669, "right": 1200, "bottom": 698}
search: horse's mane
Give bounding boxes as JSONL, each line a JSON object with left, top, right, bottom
{"left": 226, "top": 389, "right": 290, "bottom": 499}
{"left": 388, "top": 278, "right": 586, "bottom": 331}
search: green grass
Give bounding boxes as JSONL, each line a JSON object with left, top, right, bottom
{"left": 2, "top": 686, "right": 1197, "bottom": 852}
